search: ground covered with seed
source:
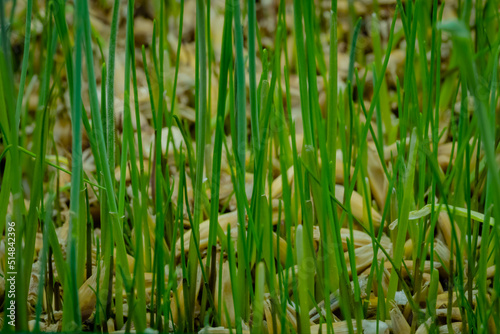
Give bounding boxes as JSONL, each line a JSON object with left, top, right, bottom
{"left": 1, "top": 0, "right": 500, "bottom": 333}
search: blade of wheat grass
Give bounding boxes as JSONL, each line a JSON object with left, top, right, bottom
{"left": 105, "top": 0, "right": 120, "bottom": 181}
{"left": 206, "top": 0, "right": 233, "bottom": 320}
{"left": 62, "top": 0, "right": 85, "bottom": 329}
{"left": 0, "top": 0, "right": 30, "bottom": 328}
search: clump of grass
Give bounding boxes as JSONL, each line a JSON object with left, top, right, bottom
{"left": 1, "top": 0, "right": 500, "bottom": 333}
